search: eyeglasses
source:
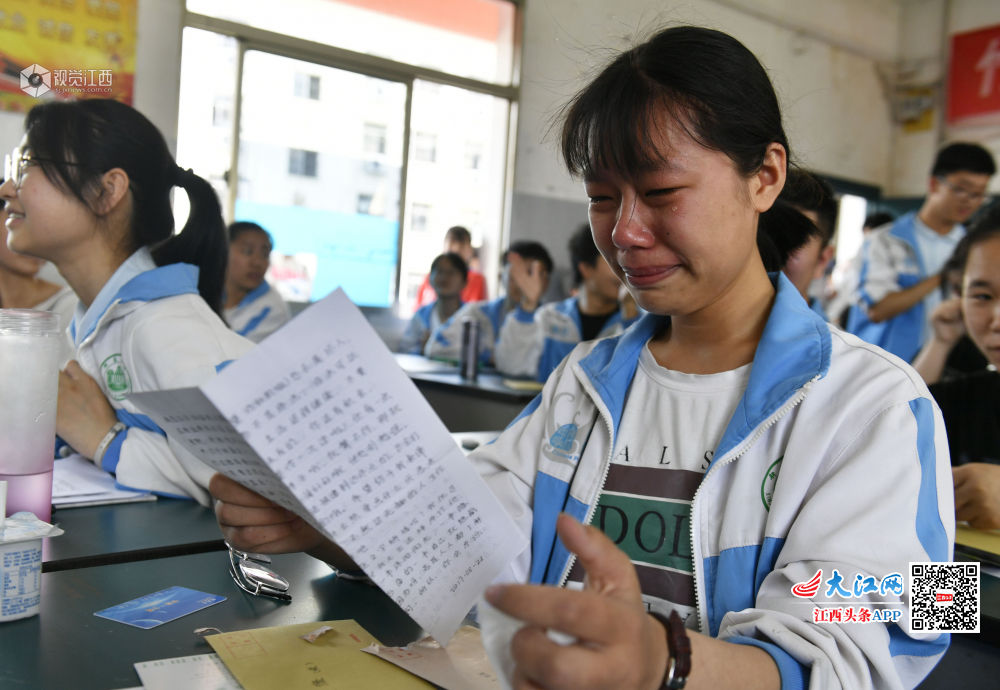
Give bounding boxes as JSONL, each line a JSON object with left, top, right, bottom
{"left": 226, "top": 544, "right": 292, "bottom": 602}
{"left": 937, "top": 177, "right": 989, "bottom": 203}
{"left": 2, "top": 149, "right": 81, "bottom": 189}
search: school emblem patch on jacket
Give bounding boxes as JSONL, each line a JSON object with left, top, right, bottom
{"left": 542, "top": 392, "right": 588, "bottom": 466}
{"left": 100, "top": 353, "right": 132, "bottom": 401}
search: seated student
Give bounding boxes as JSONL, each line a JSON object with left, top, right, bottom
{"left": 495, "top": 224, "right": 639, "bottom": 381}
{"left": 212, "top": 26, "right": 953, "bottom": 690}
{"left": 223, "top": 221, "right": 291, "bottom": 343}
{"left": 912, "top": 206, "right": 1000, "bottom": 528}
{"left": 778, "top": 170, "right": 837, "bottom": 317}
{"left": 415, "top": 225, "right": 487, "bottom": 307}
{"left": 425, "top": 240, "right": 554, "bottom": 365}
{"left": 0, "top": 99, "right": 252, "bottom": 505}
{"left": 398, "top": 252, "right": 467, "bottom": 355}
{"left": 0, "top": 195, "right": 77, "bottom": 349}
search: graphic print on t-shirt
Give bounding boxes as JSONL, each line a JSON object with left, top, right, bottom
{"left": 565, "top": 344, "right": 751, "bottom": 627}
{"left": 567, "top": 463, "right": 704, "bottom": 610}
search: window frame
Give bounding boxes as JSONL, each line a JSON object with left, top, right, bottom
{"left": 183, "top": 6, "right": 521, "bottom": 306}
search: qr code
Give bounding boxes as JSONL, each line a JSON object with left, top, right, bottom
{"left": 909, "top": 562, "right": 979, "bottom": 633}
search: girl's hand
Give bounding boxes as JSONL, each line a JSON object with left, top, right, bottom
{"left": 954, "top": 463, "right": 1000, "bottom": 530}
{"left": 210, "top": 473, "right": 328, "bottom": 555}
{"left": 508, "top": 253, "right": 547, "bottom": 312}
{"left": 929, "top": 297, "right": 965, "bottom": 347}
{"left": 484, "top": 514, "right": 669, "bottom": 689}
{"left": 57, "top": 360, "right": 119, "bottom": 460}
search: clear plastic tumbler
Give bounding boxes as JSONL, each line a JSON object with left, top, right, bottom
{"left": 0, "top": 309, "right": 62, "bottom": 522}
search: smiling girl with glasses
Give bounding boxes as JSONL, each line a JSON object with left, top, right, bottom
{"left": 0, "top": 99, "right": 252, "bottom": 504}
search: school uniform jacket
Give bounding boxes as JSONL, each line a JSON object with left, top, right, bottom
{"left": 474, "top": 273, "right": 954, "bottom": 690}
{"left": 223, "top": 281, "right": 291, "bottom": 344}
{"left": 71, "top": 263, "right": 254, "bottom": 505}
{"left": 847, "top": 213, "right": 964, "bottom": 362}
{"left": 494, "top": 296, "right": 638, "bottom": 381}
{"left": 425, "top": 296, "right": 512, "bottom": 364}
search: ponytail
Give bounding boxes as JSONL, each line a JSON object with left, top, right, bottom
{"left": 151, "top": 166, "right": 227, "bottom": 314}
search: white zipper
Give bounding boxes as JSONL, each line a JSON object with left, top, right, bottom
{"left": 688, "top": 374, "right": 820, "bottom": 633}
{"left": 555, "top": 388, "right": 616, "bottom": 588}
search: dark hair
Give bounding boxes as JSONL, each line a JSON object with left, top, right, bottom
{"left": 931, "top": 142, "right": 996, "bottom": 178}
{"left": 864, "top": 211, "right": 894, "bottom": 230}
{"left": 560, "top": 26, "right": 791, "bottom": 269}
{"left": 945, "top": 203, "right": 1000, "bottom": 291}
{"left": 568, "top": 223, "right": 600, "bottom": 285}
{"left": 561, "top": 26, "right": 789, "bottom": 181}
{"left": 23, "top": 99, "right": 227, "bottom": 313}
{"left": 757, "top": 200, "right": 821, "bottom": 272}
{"left": 780, "top": 170, "right": 837, "bottom": 245}
{"left": 229, "top": 221, "right": 273, "bottom": 250}
{"left": 444, "top": 225, "right": 472, "bottom": 245}
{"left": 430, "top": 252, "right": 469, "bottom": 282}
{"left": 503, "top": 240, "right": 554, "bottom": 274}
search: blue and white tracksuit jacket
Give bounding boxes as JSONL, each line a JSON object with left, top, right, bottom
{"left": 69, "top": 252, "right": 253, "bottom": 505}
{"left": 425, "top": 296, "right": 512, "bottom": 365}
{"left": 847, "top": 213, "right": 964, "bottom": 362}
{"left": 223, "top": 281, "right": 291, "bottom": 344}
{"left": 494, "top": 296, "right": 639, "bottom": 382}
{"left": 474, "top": 274, "right": 954, "bottom": 689}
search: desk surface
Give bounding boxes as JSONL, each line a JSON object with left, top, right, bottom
{"left": 1, "top": 550, "right": 423, "bottom": 689}
{"left": 44, "top": 498, "right": 224, "bottom": 572}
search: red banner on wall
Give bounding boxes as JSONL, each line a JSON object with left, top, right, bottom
{"left": 947, "top": 24, "right": 1000, "bottom": 125}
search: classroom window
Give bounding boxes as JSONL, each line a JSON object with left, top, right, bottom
{"left": 188, "top": 0, "right": 517, "bottom": 86}
{"left": 288, "top": 149, "right": 319, "bottom": 177}
{"left": 179, "top": 2, "right": 517, "bottom": 308}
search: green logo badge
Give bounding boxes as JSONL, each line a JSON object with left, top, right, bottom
{"left": 100, "top": 353, "right": 132, "bottom": 401}
{"left": 760, "top": 456, "right": 783, "bottom": 511}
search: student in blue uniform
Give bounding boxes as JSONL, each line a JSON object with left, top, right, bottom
{"left": 223, "top": 221, "right": 291, "bottom": 343}
{"left": 0, "top": 99, "right": 251, "bottom": 504}
{"left": 495, "top": 225, "right": 639, "bottom": 382}
{"left": 398, "top": 252, "right": 468, "bottom": 355}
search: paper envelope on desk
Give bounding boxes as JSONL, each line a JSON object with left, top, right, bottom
{"left": 206, "top": 619, "right": 430, "bottom": 690}
{"left": 130, "top": 288, "right": 528, "bottom": 644}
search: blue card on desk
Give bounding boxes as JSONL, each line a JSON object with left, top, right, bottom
{"left": 94, "top": 586, "right": 226, "bottom": 629}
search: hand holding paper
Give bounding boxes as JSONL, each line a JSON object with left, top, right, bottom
{"left": 132, "top": 289, "right": 527, "bottom": 643}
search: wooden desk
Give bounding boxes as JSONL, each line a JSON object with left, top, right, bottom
{"left": 44, "top": 498, "right": 225, "bottom": 572}
{"left": 0, "top": 551, "right": 423, "bottom": 689}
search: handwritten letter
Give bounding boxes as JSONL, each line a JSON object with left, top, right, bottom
{"left": 131, "top": 290, "right": 527, "bottom": 643}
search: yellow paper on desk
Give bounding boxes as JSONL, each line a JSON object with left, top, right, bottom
{"left": 206, "top": 619, "right": 431, "bottom": 690}
{"left": 956, "top": 523, "right": 1000, "bottom": 556}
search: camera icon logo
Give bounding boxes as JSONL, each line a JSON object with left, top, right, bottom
{"left": 21, "top": 64, "right": 51, "bottom": 97}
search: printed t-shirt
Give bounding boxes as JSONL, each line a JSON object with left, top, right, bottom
{"left": 566, "top": 343, "right": 751, "bottom": 629}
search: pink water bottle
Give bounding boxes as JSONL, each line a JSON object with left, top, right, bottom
{"left": 0, "top": 309, "right": 62, "bottom": 522}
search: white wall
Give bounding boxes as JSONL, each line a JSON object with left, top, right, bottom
{"left": 508, "top": 0, "right": 905, "bottom": 257}
{"left": 892, "top": 0, "right": 1000, "bottom": 195}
